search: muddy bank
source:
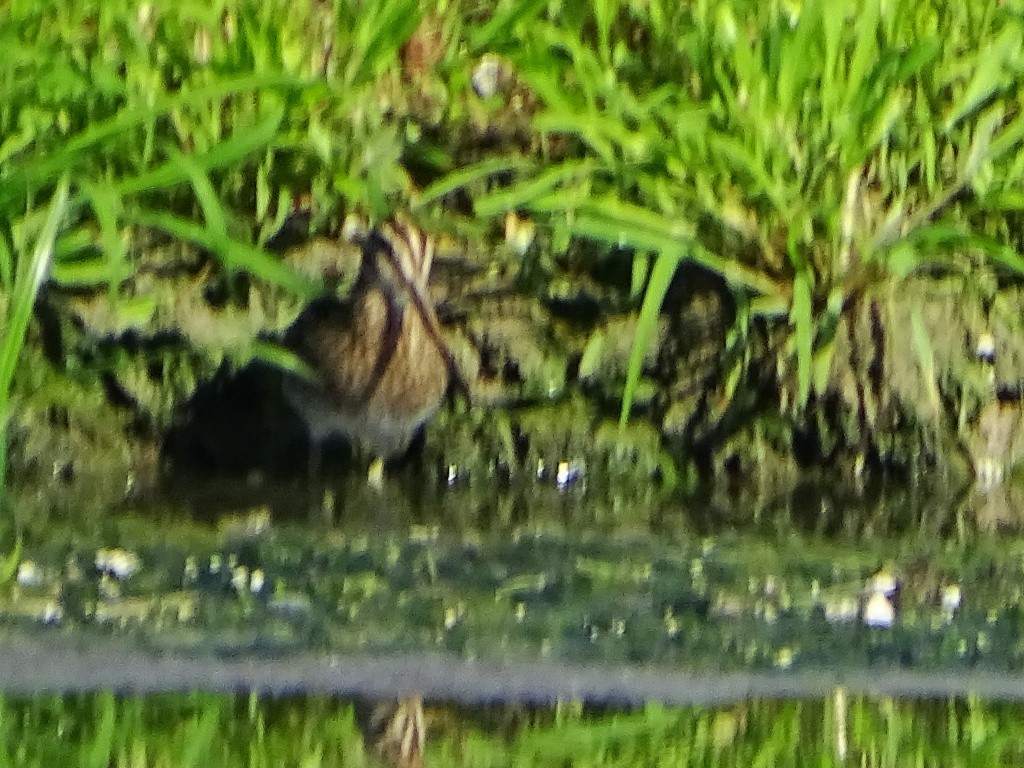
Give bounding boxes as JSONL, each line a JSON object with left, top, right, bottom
{"left": 6, "top": 226, "right": 1024, "bottom": 531}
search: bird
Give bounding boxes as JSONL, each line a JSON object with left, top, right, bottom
{"left": 286, "top": 219, "right": 444, "bottom": 764}
{"left": 284, "top": 215, "right": 463, "bottom": 486}
{"left": 357, "top": 695, "right": 427, "bottom": 768}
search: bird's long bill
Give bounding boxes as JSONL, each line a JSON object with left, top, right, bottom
{"left": 371, "top": 218, "right": 469, "bottom": 398}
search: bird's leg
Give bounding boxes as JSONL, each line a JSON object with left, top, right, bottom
{"left": 304, "top": 437, "right": 339, "bottom": 524}
{"left": 360, "top": 695, "right": 426, "bottom": 768}
{"left": 304, "top": 436, "right": 325, "bottom": 518}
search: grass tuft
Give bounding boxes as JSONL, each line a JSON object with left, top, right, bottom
{"left": 0, "top": 177, "right": 69, "bottom": 509}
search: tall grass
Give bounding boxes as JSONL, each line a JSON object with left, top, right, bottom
{"left": 0, "top": 0, "right": 442, "bottom": 498}
{"left": 431, "top": 0, "right": 1024, "bottom": 423}
{"left": 0, "top": 179, "right": 69, "bottom": 509}
{"left": 3, "top": 0, "right": 1023, "bottom": 496}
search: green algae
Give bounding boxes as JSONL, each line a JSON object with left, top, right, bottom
{"left": 1, "top": 484, "right": 1022, "bottom": 676}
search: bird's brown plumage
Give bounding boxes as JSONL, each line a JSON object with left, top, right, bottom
{"left": 285, "top": 217, "right": 452, "bottom": 458}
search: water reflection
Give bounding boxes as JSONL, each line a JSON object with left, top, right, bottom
{"left": 5, "top": 456, "right": 1024, "bottom": 766}
{"left": 1, "top": 690, "right": 1022, "bottom": 767}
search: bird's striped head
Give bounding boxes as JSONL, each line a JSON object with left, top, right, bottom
{"left": 364, "top": 215, "right": 435, "bottom": 301}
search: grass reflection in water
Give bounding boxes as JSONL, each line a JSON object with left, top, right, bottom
{"left": 0, "top": 692, "right": 1020, "bottom": 767}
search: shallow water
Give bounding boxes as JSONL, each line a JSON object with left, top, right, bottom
{"left": 1, "top": 470, "right": 1020, "bottom": 703}
{"left": 8, "top": 634, "right": 1024, "bottom": 704}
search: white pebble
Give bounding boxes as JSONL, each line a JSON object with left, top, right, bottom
{"left": 95, "top": 548, "right": 140, "bottom": 580}
{"left": 976, "top": 332, "right": 996, "bottom": 363}
{"left": 863, "top": 591, "right": 895, "bottom": 629}
{"left": 471, "top": 55, "right": 502, "bottom": 98}
{"left": 16, "top": 561, "right": 43, "bottom": 587}
{"left": 941, "top": 584, "right": 962, "bottom": 613}
{"left": 867, "top": 570, "right": 899, "bottom": 597}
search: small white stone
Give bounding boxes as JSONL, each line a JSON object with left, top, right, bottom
{"left": 504, "top": 212, "right": 536, "bottom": 256}
{"left": 941, "top": 584, "right": 962, "bottom": 613}
{"left": 976, "top": 332, "right": 996, "bottom": 363}
{"left": 863, "top": 591, "right": 895, "bottom": 629}
{"left": 444, "top": 606, "right": 459, "bottom": 629}
{"left": 16, "top": 561, "right": 43, "bottom": 587}
{"left": 867, "top": 570, "right": 899, "bottom": 597}
{"left": 42, "top": 601, "right": 62, "bottom": 624}
{"left": 776, "top": 647, "right": 794, "bottom": 669}
{"left": 231, "top": 565, "right": 249, "bottom": 593}
{"left": 95, "top": 548, "right": 140, "bottom": 580}
{"left": 555, "top": 460, "right": 583, "bottom": 490}
{"left": 471, "top": 55, "right": 502, "bottom": 98}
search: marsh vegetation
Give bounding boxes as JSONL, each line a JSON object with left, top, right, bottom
{"left": 3, "top": 0, "right": 1024, "bottom": 764}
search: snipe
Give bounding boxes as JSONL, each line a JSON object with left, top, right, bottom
{"left": 285, "top": 216, "right": 461, "bottom": 470}
{"left": 358, "top": 695, "right": 427, "bottom": 768}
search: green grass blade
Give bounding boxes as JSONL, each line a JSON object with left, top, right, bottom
{"left": 126, "top": 209, "right": 317, "bottom": 297}
{"left": 989, "top": 110, "right": 1024, "bottom": 160}
{"left": 50, "top": 256, "right": 134, "bottom": 289}
{"left": 470, "top": 0, "right": 548, "bottom": 51}
{"left": 963, "top": 104, "right": 1003, "bottom": 180}
{"left": 80, "top": 181, "right": 126, "bottom": 300}
{"left": 167, "top": 148, "right": 229, "bottom": 237}
{"left": 776, "top": 0, "right": 819, "bottom": 118}
{"left": 790, "top": 266, "right": 813, "bottom": 409}
{"left": 341, "top": 0, "right": 420, "bottom": 89}
{"left": 910, "top": 308, "right": 941, "bottom": 417}
{"left": 0, "top": 178, "right": 69, "bottom": 505}
{"left": 943, "top": 23, "right": 1021, "bottom": 133}
{"left": 707, "top": 133, "right": 787, "bottom": 210}
{"left": 249, "top": 340, "right": 317, "bottom": 380}
{"left": 575, "top": 196, "right": 696, "bottom": 241}
{"left": 473, "top": 160, "right": 596, "bottom": 217}
{"left": 178, "top": 703, "right": 222, "bottom": 768}
{"left": 0, "top": 230, "right": 11, "bottom": 293}
{"left": 1, "top": 75, "right": 304, "bottom": 206}
{"left": 886, "top": 225, "right": 1024, "bottom": 279}
{"left": 533, "top": 110, "right": 632, "bottom": 164}
{"left": 845, "top": 0, "right": 881, "bottom": 114}
{"left": 0, "top": 538, "right": 21, "bottom": 584}
{"left": 82, "top": 694, "right": 117, "bottom": 768}
{"left": 862, "top": 89, "right": 908, "bottom": 158}
{"left": 620, "top": 249, "right": 678, "bottom": 427}
{"left": 115, "top": 104, "right": 285, "bottom": 197}
{"left": 415, "top": 156, "right": 534, "bottom": 208}
{"left": 568, "top": 206, "right": 786, "bottom": 298}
